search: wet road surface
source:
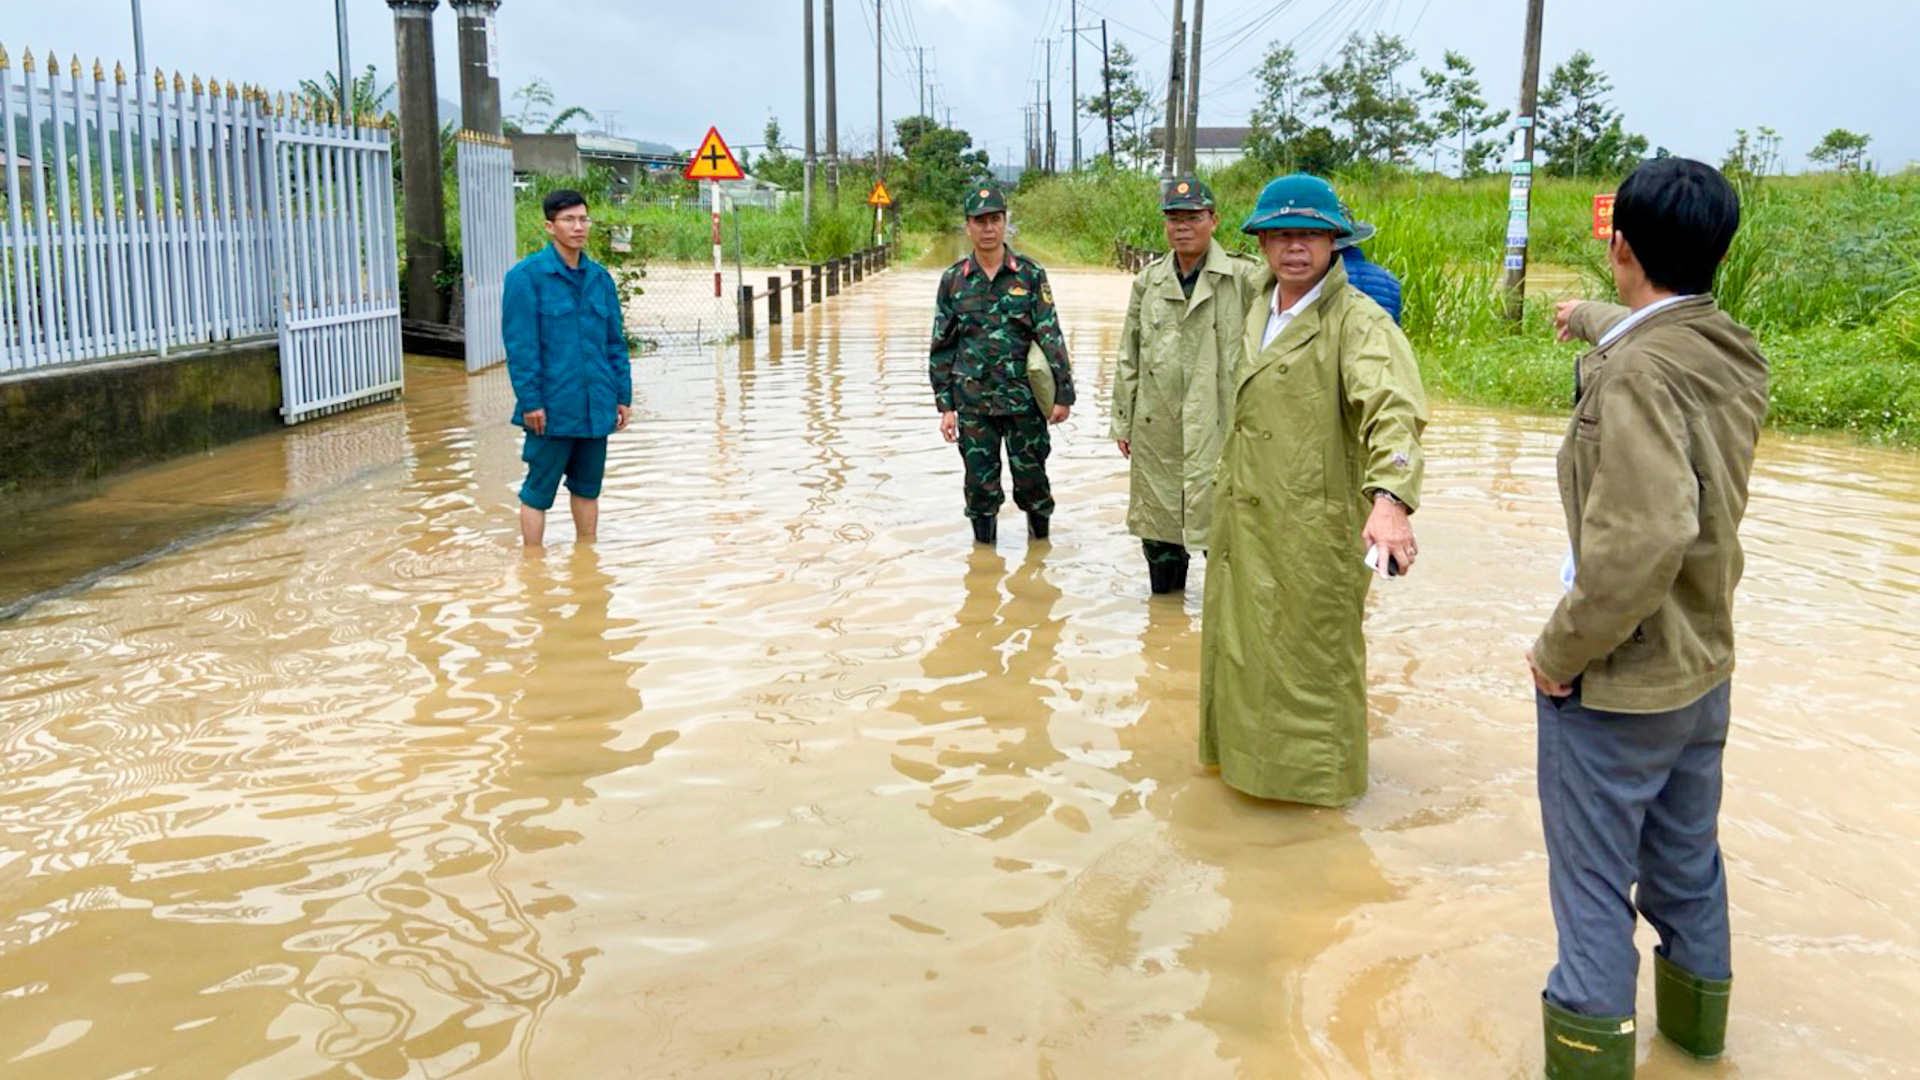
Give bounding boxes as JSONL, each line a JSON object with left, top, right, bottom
{"left": 2, "top": 266, "right": 1917, "bottom": 1079}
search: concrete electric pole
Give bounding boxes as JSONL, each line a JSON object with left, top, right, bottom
{"left": 1503, "top": 0, "right": 1546, "bottom": 322}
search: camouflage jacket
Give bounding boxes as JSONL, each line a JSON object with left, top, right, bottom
{"left": 929, "top": 248, "right": 1075, "bottom": 416}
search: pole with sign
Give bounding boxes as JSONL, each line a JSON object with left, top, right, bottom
{"left": 684, "top": 126, "right": 746, "bottom": 327}
{"left": 867, "top": 180, "right": 892, "bottom": 247}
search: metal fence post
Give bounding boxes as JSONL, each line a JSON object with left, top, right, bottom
{"left": 811, "top": 263, "right": 823, "bottom": 303}
{"left": 737, "top": 283, "right": 754, "bottom": 337}
{"left": 827, "top": 258, "right": 839, "bottom": 296}
{"left": 851, "top": 252, "right": 862, "bottom": 284}
{"left": 791, "top": 267, "right": 805, "bottom": 313}
{"left": 767, "top": 275, "right": 782, "bottom": 324}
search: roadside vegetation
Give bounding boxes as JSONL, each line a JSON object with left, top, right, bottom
{"left": 1010, "top": 165, "right": 1919, "bottom": 446}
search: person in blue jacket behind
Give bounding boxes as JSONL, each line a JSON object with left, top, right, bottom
{"left": 1336, "top": 204, "right": 1404, "bottom": 325}
{"left": 503, "top": 189, "right": 632, "bottom": 547}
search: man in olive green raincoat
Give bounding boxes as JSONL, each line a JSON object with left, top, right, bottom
{"left": 1199, "top": 174, "right": 1429, "bottom": 807}
{"left": 1111, "top": 176, "right": 1268, "bottom": 594}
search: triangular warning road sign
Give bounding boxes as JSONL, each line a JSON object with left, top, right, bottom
{"left": 684, "top": 126, "right": 745, "bottom": 181}
{"left": 867, "top": 180, "right": 893, "bottom": 207}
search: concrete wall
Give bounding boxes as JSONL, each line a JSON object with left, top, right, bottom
{"left": 0, "top": 342, "right": 283, "bottom": 499}
{"left": 511, "top": 134, "right": 583, "bottom": 177}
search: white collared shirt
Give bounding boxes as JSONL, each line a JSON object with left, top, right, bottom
{"left": 1595, "top": 293, "right": 1695, "bottom": 349}
{"left": 1261, "top": 277, "right": 1327, "bottom": 350}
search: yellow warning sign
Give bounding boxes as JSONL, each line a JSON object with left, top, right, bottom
{"left": 683, "top": 126, "right": 745, "bottom": 181}
{"left": 867, "top": 180, "right": 893, "bottom": 207}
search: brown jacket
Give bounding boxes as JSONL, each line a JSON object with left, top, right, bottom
{"left": 1532, "top": 297, "right": 1769, "bottom": 712}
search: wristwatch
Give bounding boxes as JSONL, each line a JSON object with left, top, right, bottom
{"left": 1367, "top": 487, "right": 1406, "bottom": 508}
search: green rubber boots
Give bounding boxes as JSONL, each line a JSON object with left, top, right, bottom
{"left": 1542, "top": 995, "right": 1636, "bottom": 1080}
{"left": 1542, "top": 957, "right": 1730, "bottom": 1078}
{"left": 1653, "top": 952, "right": 1732, "bottom": 1059}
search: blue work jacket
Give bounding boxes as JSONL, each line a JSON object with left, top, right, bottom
{"left": 503, "top": 244, "right": 631, "bottom": 438}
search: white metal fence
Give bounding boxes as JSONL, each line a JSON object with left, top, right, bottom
{"left": 0, "top": 45, "right": 403, "bottom": 426}
{"left": 456, "top": 132, "right": 512, "bottom": 373}
{"left": 268, "top": 111, "right": 401, "bottom": 425}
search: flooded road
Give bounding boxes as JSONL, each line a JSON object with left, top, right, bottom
{"left": 2, "top": 266, "right": 1917, "bottom": 1079}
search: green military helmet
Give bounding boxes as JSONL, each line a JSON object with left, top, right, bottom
{"left": 1160, "top": 175, "right": 1215, "bottom": 211}
{"left": 1241, "top": 173, "right": 1352, "bottom": 237}
{"left": 964, "top": 184, "right": 1009, "bottom": 217}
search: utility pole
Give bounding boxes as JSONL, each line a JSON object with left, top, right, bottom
{"left": 1179, "top": 0, "right": 1204, "bottom": 175}
{"left": 918, "top": 47, "right": 927, "bottom": 119}
{"left": 804, "top": 0, "right": 816, "bottom": 230}
{"left": 1161, "top": 0, "right": 1184, "bottom": 181}
{"left": 1503, "top": 0, "right": 1545, "bottom": 322}
{"left": 825, "top": 0, "right": 839, "bottom": 206}
{"left": 1069, "top": 0, "right": 1078, "bottom": 170}
{"left": 1102, "top": 20, "right": 1113, "bottom": 166}
{"left": 1045, "top": 37, "right": 1054, "bottom": 173}
{"left": 875, "top": 0, "right": 884, "bottom": 177}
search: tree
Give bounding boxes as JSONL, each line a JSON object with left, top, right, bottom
{"left": 1809, "top": 128, "right": 1872, "bottom": 171}
{"left": 298, "top": 65, "right": 394, "bottom": 121}
{"left": 755, "top": 115, "right": 803, "bottom": 188}
{"left": 1080, "top": 42, "right": 1154, "bottom": 170}
{"left": 1306, "top": 33, "right": 1427, "bottom": 166}
{"left": 1421, "top": 50, "right": 1509, "bottom": 176}
{"left": 1537, "top": 51, "right": 1643, "bottom": 177}
{"left": 1246, "top": 44, "right": 1312, "bottom": 172}
{"left": 892, "top": 115, "right": 991, "bottom": 226}
{"left": 505, "top": 77, "right": 595, "bottom": 135}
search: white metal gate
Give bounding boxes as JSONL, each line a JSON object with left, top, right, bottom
{"left": 456, "top": 132, "right": 513, "bottom": 373}
{"left": 267, "top": 113, "right": 402, "bottom": 424}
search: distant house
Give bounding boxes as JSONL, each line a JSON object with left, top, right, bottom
{"left": 1148, "top": 126, "right": 1254, "bottom": 169}
{"left": 509, "top": 132, "right": 687, "bottom": 194}
{"left": 5, "top": 152, "right": 41, "bottom": 192}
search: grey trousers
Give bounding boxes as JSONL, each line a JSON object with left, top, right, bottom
{"left": 1537, "top": 679, "right": 1733, "bottom": 1018}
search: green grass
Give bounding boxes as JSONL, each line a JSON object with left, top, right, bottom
{"left": 1011, "top": 165, "right": 1920, "bottom": 446}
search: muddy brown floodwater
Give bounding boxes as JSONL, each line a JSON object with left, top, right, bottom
{"left": 2, "top": 267, "right": 1917, "bottom": 1080}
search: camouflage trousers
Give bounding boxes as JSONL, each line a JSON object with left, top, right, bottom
{"left": 957, "top": 412, "right": 1053, "bottom": 518}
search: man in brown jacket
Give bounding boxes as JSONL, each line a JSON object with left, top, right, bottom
{"left": 1526, "top": 158, "right": 1768, "bottom": 1079}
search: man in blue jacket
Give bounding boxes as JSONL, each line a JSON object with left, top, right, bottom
{"left": 504, "top": 189, "right": 632, "bottom": 546}
{"left": 1336, "top": 206, "right": 1404, "bottom": 325}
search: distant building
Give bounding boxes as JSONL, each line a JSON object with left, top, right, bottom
{"left": 509, "top": 132, "right": 688, "bottom": 194}
{"left": 1148, "top": 126, "right": 1254, "bottom": 169}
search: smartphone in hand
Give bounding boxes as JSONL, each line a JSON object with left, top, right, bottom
{"left": 1363, "top": 544, "right": 1401, "bottom": 578}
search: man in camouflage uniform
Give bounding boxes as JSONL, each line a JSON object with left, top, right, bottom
{"left": 1112, "top": 176, "right": 1268, "bottom": 593}
{"left": 930, "top": 185, "right": 1075, "bottom": 545}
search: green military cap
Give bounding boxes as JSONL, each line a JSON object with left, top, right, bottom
{"left": 963, "top": 184, "right": 1008, "bottom": 217}
{"left": 1160, "top": 175, "right": 1215, "bottom": 211}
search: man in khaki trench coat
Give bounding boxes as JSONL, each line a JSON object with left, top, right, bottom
{"left": 1111, "top": 176, "right": 1267, "bottom": 594}
{"left": 1198, "top": 173, "right": 1428, "bottom": 807}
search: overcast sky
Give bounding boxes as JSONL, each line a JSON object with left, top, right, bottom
{"left": 13, "top": 0, "right": 1917, "bottom": 174}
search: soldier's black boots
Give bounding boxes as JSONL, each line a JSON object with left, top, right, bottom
{"left": 1145, "top": 542, "right": 1192, "bottom": 594}
{"left": 1027, "top": 511, "right": 1049, "bottom": 540}
{"left": 1149, "top": 561, "right": 1178, "bottom": 594}
{"left": 970, "top": 515, "right": 997, "bottom": 545}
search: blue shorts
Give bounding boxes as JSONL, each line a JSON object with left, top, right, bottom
{"left": 518, "top": 434, "right": 608, "bottom": 510}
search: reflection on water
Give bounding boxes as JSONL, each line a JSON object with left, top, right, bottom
{"left": 2, "top": 268, "right": 1916, "bottom": 1079}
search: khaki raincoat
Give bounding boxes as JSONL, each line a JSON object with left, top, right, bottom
{"left": 1110, "top": 240, "right": 1269, "bottom": 550}
{"left": 1199, "top": 258, "right": 1429, "bottom": 806}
